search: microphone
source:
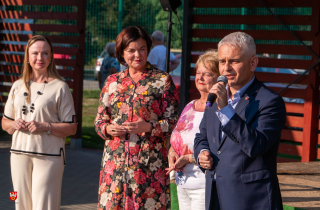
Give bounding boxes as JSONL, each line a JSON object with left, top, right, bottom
{"left": 206, "top": 75, "right": 228, "bottom": 108}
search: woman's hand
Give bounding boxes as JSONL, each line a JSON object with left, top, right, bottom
{"left": 168, "top": 150, "right": 179, "bottom": 167}
{"left": 166, "top": 153, "right": 192, "bottom": 175}
{"left": 122, "top": 115, "right": 152, "bottom": 134}
{"left": 13, "top": 118, "right": 28, "bottom": 131}
{"left": 25, "top": 121, "right": 48, "bottom": 133}
{"left": 166, "top": 150, "right": 179, "bottom": 175}
{"left": 174, "top": 154, "right": 192, "bottom": 170}
{"left": 106, "top": 124, "right": 127, "bottom": 137}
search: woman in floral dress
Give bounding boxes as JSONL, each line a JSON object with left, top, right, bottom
{"left": 95, "top": 26, "right": 179, "bottom": 210}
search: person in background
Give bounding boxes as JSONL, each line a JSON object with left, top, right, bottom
{"left": 147, "top": 30, "right": 180, "bottom": 72}
{"left": 1, "top": 35, "right": 77, "bottom": 210}
{"left": 98, "top": 42, "right": 120, "bottom": 89}
{"left": 95, "top": 26, "right": 179, "bottom": 210}
{"left": 167, "top": 50, "right": 219, "bottom": 210}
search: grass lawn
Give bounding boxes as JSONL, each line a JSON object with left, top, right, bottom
{"left": 73, "top": 90, "right": 105, "bottom": 150}
{"left": 170, "top": 183, "right": 179, "bottom": 210}
{"left": 283, "top": 205, "right": 306, "bottom": 210}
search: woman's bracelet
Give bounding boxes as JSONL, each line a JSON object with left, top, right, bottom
{"left": 169, "top": 150, "right": 177, "bottom": 156}
{"left": 169, "top": 149, "right": 178, "bottom": 156}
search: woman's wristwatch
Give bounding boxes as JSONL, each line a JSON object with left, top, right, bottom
{"left": 47, "top": 123, "right": 51, "bottom": 135}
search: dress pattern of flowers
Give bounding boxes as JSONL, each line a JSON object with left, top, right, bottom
{"left": 95, "top": 63, "right": 179, "bottom": 210}
{"left": 170, "top": 100, "right": 206, "bottom": 188}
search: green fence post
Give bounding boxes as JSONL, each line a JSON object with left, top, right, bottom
{"left": 118, "top": 0, "right": 123, "bottom": 34}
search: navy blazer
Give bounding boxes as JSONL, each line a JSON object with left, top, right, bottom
{"left": 194, "top": 78, "right": 286, "bottom": 210}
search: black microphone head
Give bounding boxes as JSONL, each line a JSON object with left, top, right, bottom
{"left": 217, "top": 75, "right": 228, "bottom": 85}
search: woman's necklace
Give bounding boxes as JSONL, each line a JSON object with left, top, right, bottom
{"left": 22, "top": 79, "right": 48, "bottom": 115}
{"left": 195, "top": 99, "right": 206, "bottom": 111}
{"left": 197, "top": 100, "right": 206, "bottom": 106}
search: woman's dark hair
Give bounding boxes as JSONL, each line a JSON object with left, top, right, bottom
{"left": 115, "top": 26, "right": 152, "bottom": 65}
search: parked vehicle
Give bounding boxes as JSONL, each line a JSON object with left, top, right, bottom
{"left": 94, "top": 49, "right": 108, "bottom": 80}
{"left": 53, "top": 54, "right": 71, "bottom": 70}
{"left": 94, "top": 49, "right": 127, "bottom": 80}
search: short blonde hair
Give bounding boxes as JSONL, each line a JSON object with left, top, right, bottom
{"left": 195, "top": 49, "right": 219, "bottom": 75}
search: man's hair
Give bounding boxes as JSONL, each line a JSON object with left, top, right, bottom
{"left": 151, "top": 30, "right": 164, "bottom": 43}
{"left": 105, "top": 42, "right": 116, "bottom": 55}
{"left": 218, "top": 32, "right": 256, "bottom": 56}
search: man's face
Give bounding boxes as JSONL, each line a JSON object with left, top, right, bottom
{"left": 218, "top": 44, "right": 257, "bottom": 92}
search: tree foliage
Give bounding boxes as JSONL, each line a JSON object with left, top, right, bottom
{"left": 85, "top": 0, "right": 184, "bottom": 65}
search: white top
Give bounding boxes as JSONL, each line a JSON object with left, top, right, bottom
{"left": 147, "top": 45, "right": 176, "bottom": 71}
{"left": 4, "top": 79, "right": 76, "bottom": 155}
{"left": 170, "top": 100, "right": 205, "bottom": 189}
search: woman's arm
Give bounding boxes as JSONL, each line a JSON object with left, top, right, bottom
{"left": 94, "top": 78, "right": 116, "bottom": 140}
{"left": 168, "top": 147, "right": 179, "bottom": 167}
{"left": 150, "top": 75, "right": 179, "bottom": 137}
{"left": 1, "top": 117, "right": 27, "bottom": 135}
{"left": 50, "top": 121, "right": 77, "bottom": 138}
{"left": 2, "top": 116, "right": 77, "bottom": 138}
{"left": 25, "top": 115, "right": 77, "bottom": 138}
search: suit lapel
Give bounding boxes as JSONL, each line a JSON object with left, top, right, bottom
{"left": 207, "top": 103, "right": 221, "bottom": 150}
{"left": 213, "top": 103, "right": 221, "bottom": 146}
{"left": 218, "top": 78, "right": 261, "bottom": 150}
{"left": 235, "top": 78, "right": 261, "bottom": 115}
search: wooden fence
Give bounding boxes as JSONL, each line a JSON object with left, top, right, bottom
{"left": 180, "top": 0, "right": 320, "bottom": 162}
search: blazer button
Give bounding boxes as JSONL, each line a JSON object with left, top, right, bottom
{"left": 217, "top": 151, "right": 221, "bottom": 155}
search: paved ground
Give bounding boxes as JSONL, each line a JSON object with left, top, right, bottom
{"left": 0, "top": 136, "right": 102, "bottom": 210}
{"left": 278, "top": 162, "right": 320, "bottom": 209}
{"left": 83, "top": 80, "right": 99, "bottom": 91}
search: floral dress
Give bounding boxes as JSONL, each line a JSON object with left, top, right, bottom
{"left": 95, "top": 63, "right": 179, "bottom": 210}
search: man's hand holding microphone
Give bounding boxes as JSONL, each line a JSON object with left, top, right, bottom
{"left": 199, "top": 75, "right": 228, "bottom": 169}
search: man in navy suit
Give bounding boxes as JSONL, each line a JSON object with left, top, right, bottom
{"left": 194, "top": 32, "right": 286, "bottom": 210}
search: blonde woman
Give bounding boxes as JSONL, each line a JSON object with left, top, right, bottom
{"left": 167, "top": 50, "right": 219, "bottom": 210}
{"left": 1, "top": 35, "right": 77, "bottom": 210}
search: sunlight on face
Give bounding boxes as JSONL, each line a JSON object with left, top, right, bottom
{"left": 195, "top": 63, "right": 218, "bottom": 93}
{"left": 28, "top": 41, "right": 52, "bottom": 73}
{"left": 218, "top": 44, "right": 255, "bottom": 91}
{"left": 122, "top": 38, "right": 148, "bottom": 71}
